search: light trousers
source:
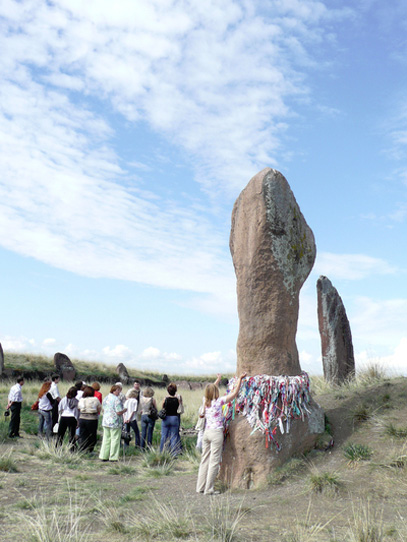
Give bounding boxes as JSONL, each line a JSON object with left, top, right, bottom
{"left": 99, "top": 426, "right": 121, "bottom": 461}
{"left": 196, "top": 428, "right": 224, "bottom": 494}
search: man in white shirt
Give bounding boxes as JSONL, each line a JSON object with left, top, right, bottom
{"left": 7, "top": 376, "right": 24, "bottom": 438}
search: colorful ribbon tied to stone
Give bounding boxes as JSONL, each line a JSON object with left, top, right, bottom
{"left": 223, "top": 372, "right": 312, "bottom": 451}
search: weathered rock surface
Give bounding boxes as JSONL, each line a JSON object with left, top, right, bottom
{"left": 230, "top": 168, "right": 316, "bottom": 375}
{"left": 53, "top": 352, "right": 76, "bottom": 381}
{"left": 317, "top": 275, "right": 355, "bottom": 384}
{"left": 116, "top": 363, "right": 131, "bottom": 385}
{"left": 221, "top": 168, "right": 323, "bottom": 488}
{"left": 0, "top": 343, "right": 4, "bottom": 376}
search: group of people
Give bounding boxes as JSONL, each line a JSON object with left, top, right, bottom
{"left": 99, "top": 381, "right": 184, "bottom": 461}
{"left": 7, "top": 371, "right": 248, "bottom": 495}
{"left": 6, "top": 376, "right": 185, "bottom": 461}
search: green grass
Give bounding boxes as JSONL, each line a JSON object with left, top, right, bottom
{"left": 15, "top": 492, "right": 90, "bottom": 542}
{"left": 205, "top": 496, "right": 249, "bottom": 542}
{"left": 343, "top": 443, "right": 373, "bottom": 463}
{"left": 350, "top": 403, "right": 372, "bottom": 424}
{"left": 119, "top": 487, "right": 149, "bottom": 503}
{"left": 21, "top": 404, "right": 41, "bottom": 435}
{"left": 129, "top": 499, "right": 195, "bottom": 540}
{"left": 97, "top": 502, "right": 129, "bottom": 534}
{"left": 35, "top": 440, "right": 86, "bottom": 467}
{"left": 308, "top": 471, "right": 342, "bottom": 493}
{"left": 385, "top": 422, "right": 407, "bottom": 439}
{"left": 108, "top": 463, "right": 136, "bottom": 475}
{"left": 0, "top": 420, "right": 9, "bottom": 443}
{"left": 0, "top": 451, "right": 18, "bottom": 472}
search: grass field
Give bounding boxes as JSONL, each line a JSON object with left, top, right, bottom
{"left": 1, "top": 367, "right": 407, "bottom": 541}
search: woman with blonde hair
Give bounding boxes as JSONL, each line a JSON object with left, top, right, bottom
{"left": 140, "top": 387, "right": 157, "bottom": 449}
{"left": 99, "top": 384, "right": 127, "bottom": 462}
{"left": 196, "top": 372, "right": 246, "bottom": 495}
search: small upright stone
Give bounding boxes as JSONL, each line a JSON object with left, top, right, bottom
{"left": 116, "top": 363, "right": 130, "bottom": 385}
{"left": 317, "top": 275, "right": 355, "bottom": 384}
{"left": 54, "top": 352, "right": 76, "bottom": 381}
{"left": 0, "top": 343, "right": 4, "bottom": 376}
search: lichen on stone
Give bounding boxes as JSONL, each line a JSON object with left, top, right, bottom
{"left": 262, "top": 170, "right": 315, "bottom": 297}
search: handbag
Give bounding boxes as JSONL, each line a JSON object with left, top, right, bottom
{"left": 158, "top": 408, "right": 167, "bottom": 420}
{"left": 31, "top": 400, "right": 39, "bottom": 411}
{"left": 148, "top": 404, "right": 158, "bottom": 421}
{"left": 121, "top": 424, "right": 132, "bottom": 443}
{"left": 177, "top": 395, "right": 184, "bottom": 415}
{"left": 195, "top": 405, "right": 206, "bottom": 431}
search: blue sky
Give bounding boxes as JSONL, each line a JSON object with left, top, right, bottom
{"left": 0, "top": 0, "right": 406, "bottom": 375}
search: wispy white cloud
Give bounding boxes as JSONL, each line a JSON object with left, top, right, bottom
{"left": 356, "top": 337, "right": 407, "bottom": 376}
{"left": 350, "top": 296, "right": 407, "bottom": 348}
{"left": 0, "top": 0, "right": 353, "bottom": 307}
{"left": 102, "top": 345, "right": 133, "bottom": 360}
{"left": 42, "top": 338, "right": 57, "bottom": 347}
{"left": 314, "top": 252, "right": 398, "bottom": 280}
{"left": 1, "top": 335, "right": 36, "bottom": 352}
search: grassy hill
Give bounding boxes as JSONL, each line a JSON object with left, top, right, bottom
{"left": 1, "top": 366, "right": 407, "bottom": 541}
{"left": 2, "top": 352, "right": 213, "bottom": 383}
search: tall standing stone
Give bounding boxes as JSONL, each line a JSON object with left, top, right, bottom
{"left": 230, "top": 168, "right": 316, "bottom": 375}
{"left": 54, "top": 352, "right": 76, "bottom": 381}
{"left": 317, "top": 275, "right": 355, "bottom": 384}
{"left": 221, "top": 168, "right": 324, "bottom": 488}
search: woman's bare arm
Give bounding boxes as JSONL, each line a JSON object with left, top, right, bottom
{"left": 223, "top": 373, "right": 247, "bottom": 404}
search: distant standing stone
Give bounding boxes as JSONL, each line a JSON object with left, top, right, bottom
{"left": 53, "top": 352, "right": 76, "bottom": 381}
{"left": 116, "top": 363, "right": 130, "bottom": 385}
{"left": 0, "top": 343, "right": 4, "bottom": 376}
{"left": 317, "top": 275, "right": 355, "bottom": 384}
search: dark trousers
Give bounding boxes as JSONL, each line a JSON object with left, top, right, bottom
{"left": 57, "top": 416, "right": 77, "bottom": 449}
{"left": 51, "top": 402, "right": 59, "bottom": 429}
{"left": 125, "top": 419, "right": 140, "bottom": 447}
{"left": 79, "top": 418, "right": 98, "bottom": 452}
{"left": 9, "top": 402, "right": 21, "bottom": 437}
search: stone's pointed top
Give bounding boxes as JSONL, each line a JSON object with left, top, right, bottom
{"left": 231, "top": 168, "right": 316, "bottom": 376}
{"left": 317, "top": 276, "right": 333, "bottom": 293}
